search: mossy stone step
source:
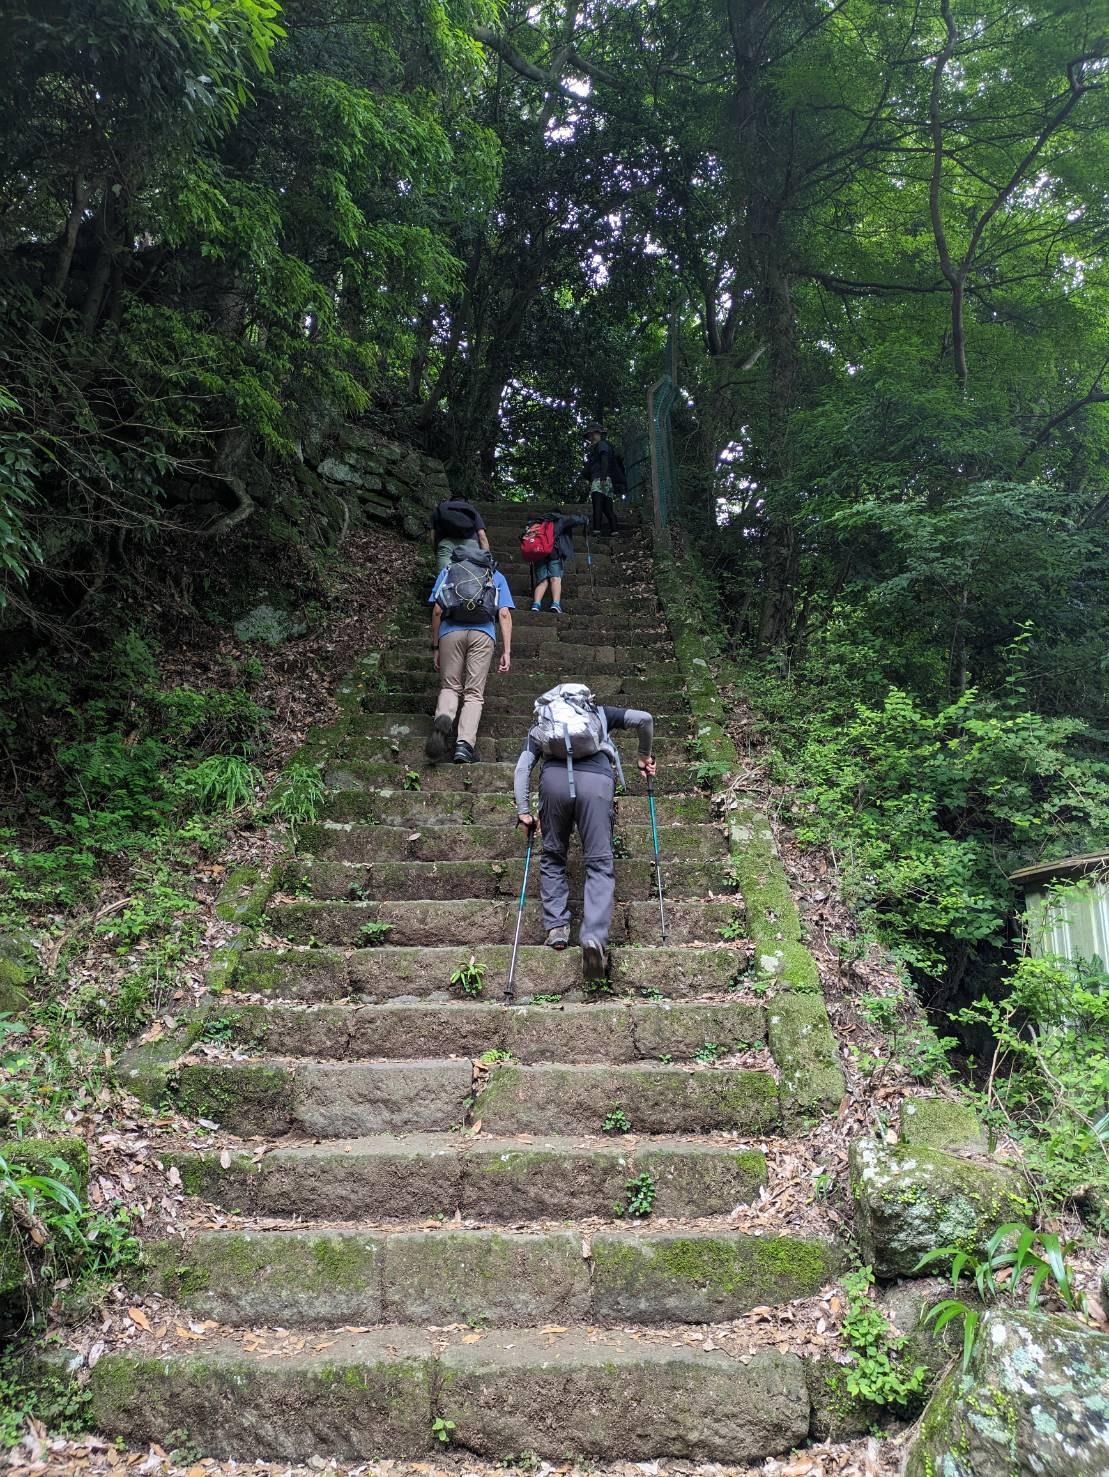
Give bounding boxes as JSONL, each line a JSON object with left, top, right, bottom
{"left": 162, "top": 1133, "right": 768, "bottom": 1220}
{"left": 324, "top": 758, "right": 696, "bottom": 794}
{"left": 144, "top": 1225, "right": 840, "bottom": 1327}
{"left": 402, "top": 609, "right": 663, "bottom": 635}
{"left": 284, "top": 855, "right": 730, "bottom": 902}
{"left": 473, "top": 1063, "right": 780, "bottom": 1136}
{"left": 384, "top": 639, "right": 675, "bottom": 666}
{"left": 127, "top": 1058, "right": 472, "bottom": 1138}
{"left": 372, "top": 671, "right": 680, "bottom": 700}
{"left": 320, "top": 790, "right": 712, "bottom": 827}
{"left": 89, "top": 1327, "right": 808, "bottom": 1464}
{"left": 338, "top": 711, "right": 691, "bottom": 744}
{"left": 297, "top": 820, "right": 724, "bottom": 864}
{"left": 355, "top": 695, "right": 687, "bottom": 724}
{"left": 185, "top": 999, "right": 766, "bottom": 1062}
{"left": 265, "top": 898, "right": 739, "bottom": 948}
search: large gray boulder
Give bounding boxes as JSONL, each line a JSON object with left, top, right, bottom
{"left": 849, "top": 1138, "right": 1030, "bottom": 1279}
{"left": 907, "top": 1309, "right": 1109, "bottom": 1476}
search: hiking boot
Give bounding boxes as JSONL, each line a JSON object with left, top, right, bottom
{"left": 453, "top": 740, "right": 475, "bottom": 764}
{"left": 545, "top": 925, "right": 570, "bottom": 950}
{"left": 425, "top": 713, "right": 453, "bottom": 761}
{"left": 550, "top": 602, "right": 563, "bottom": 614}
{"left": 581, "top": 937, "right": 610, "bottom": 980}
{"left": 530, "top": 601, "right": 542, "bottom": 612}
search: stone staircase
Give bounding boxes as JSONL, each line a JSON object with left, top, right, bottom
{"left": 100, "top": 504, "right": 846, "bottom": 1466}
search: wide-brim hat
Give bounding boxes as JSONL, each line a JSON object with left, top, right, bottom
{"left": 585, "top": 422, "right": 605, "bottom": 434}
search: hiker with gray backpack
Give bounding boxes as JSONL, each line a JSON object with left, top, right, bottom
{"left": 426, "top": 540, "right": 514, "bottom": 764}
{"left": 513, "top": 683, "right": 656, "bottom": 981}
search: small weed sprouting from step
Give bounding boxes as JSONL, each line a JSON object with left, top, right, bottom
{"left": 694, "top": 1040, "right": 726, "bottom": 1064}
{"left": 611, "top": 831, "right": 630, "bottom": 859}
{"left": 722, "top": 855, "right": 745, "bottom": 890}
{"left": 718, "top": 914, "right": 745, "bottom": 942}
{"left": 198, "top": 1015, "right": 235, "bottom": 1045}
{"left": 638, "top": 985, "right": 663, "bottom": 1001}
{"left": 479, "top": 1049, "right": 512, "bottom": 1066}
{"left": 840, "top": 1267, "right": 928, "bottom": 1410}
{"left": 615, "top": 1170, "right": 656, "bottom": 1218}
{"left": 530, "top": 992, "right": 562, "bottom": 1005}
{"left": 267, "top": 761, "right": 326, "bottom": 825}
{"left": 451, "top": 954, "right": 486, "bottom": 998}
{"left": 358, "top": 920, "right": 394, "bottom": 947}
{"left": 582, "top": 975, "right": 612, "bottom": 999}
{"left": 658, "top": 1052, "right": 673, "bottom": 1064}
{"left": 432, "top": 1417, "right": 456, "bottom": 1445}
{"left": 403, "top": 768, "right": 421, "bottom": 791}
{"left": 812, "top": 1169, "right": 834, "bottom": 1200}
{"left": 687, "top": 757, "right": 731, "bottom": 789}
{"left": 602, "top": 1107, "right": 631, "bottom": 1134}
{"left": 915, "top": 1221, "right": 1086, "bottom": 1372}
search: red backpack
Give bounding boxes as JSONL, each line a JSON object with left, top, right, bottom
{"left": 520, "top": 517, "right": 556, "bottom": 563}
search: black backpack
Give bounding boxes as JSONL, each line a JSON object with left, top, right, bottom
{"left": 436, "top": 547, "right": 499, "bottom": 624}
{"left": 435, "top": 500, "right": 479, "bottom": 538}
{"left": 610, "top": 450, "right": 627, "bottom": 490}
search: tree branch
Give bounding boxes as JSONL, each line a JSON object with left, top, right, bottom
{"left": 1018, "top": 370, "right": 1109, "bottom": 465}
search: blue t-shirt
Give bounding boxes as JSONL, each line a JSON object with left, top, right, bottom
{"left": 429, "top": 568, "right": 515, "bottom": 642}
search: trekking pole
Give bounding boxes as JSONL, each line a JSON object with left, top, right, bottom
{"left": 646, "top": 775, "right": 668, "bottom": 943}
{"left": 584, "top": 527, "right": 597, "bottom": 598}
{"left": 504, "top": 826, "right": 534, "bottom": 1004}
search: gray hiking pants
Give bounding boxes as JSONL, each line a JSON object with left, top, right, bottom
{"left": 537, "top": 763, "right": 616, "bottom": 946}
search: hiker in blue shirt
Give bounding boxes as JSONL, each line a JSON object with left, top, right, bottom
{"left": 427, "top": 541, "right": 515, "bottom": 763}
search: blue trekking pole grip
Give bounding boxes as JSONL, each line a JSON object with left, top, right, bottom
{"left": 505, "top": 827, "right": 534, "bottom": 1003}
{"left": 646, "top": 774, "right": 667, "bottom": 942}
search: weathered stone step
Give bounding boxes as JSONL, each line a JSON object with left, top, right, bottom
{"left": 162, "top": 1132, "right": 768, "bottom": 1220}
{"left": 324, "top": 758, "right": 695, "bottom": 793}
{"left": 325, "top": 735, "right": 689, "bottom": 767}
{"left": 134, "top": 1058, "right": 472, "bottom": 1137}
{"left": 473, "top": 1063, "right": 779, "bottom": 1136}
{"left": 385, "top": 638, "right": 675, "bottom": 666}
{"left": 371, "top": 671, "right": 680, "bottom": 701}
{"left": 321, "top": 789, "right": 712, "bottom": 827}
{"left": 188, "top": 999, "right": 765, "bottom": 1062}
{"left": 144, "top": 1226, "right": 839, "bottom": 1327}
{"left": 358, "top": 692, "right": 685, "bottom": 722}
{"left": 89, "top": 1327, "right": 810, "bottom": 1463}
{"left": 403, "top": 606, "right": 662, "bottom": 633}
{"left": 284, "top": 854, "right": 729, "bottom": 902}
{"left": 335, "top": 714, "right": 690, "bottom": 744}
{"left": 297, "top": 821, "right": 724, "bottom": 864}
{"left": 267, "top": 899, "right": 738, "bottom": 948}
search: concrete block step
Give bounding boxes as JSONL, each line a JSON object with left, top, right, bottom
{"left": 89, "top": 1327, "right": 810, "bottom": 1463}
{"left": 352, "top": 695, "right": 689, "bottom": 725}
{"left": 297, "top": 821, "right": 725, "bottom": 864}
{"left": 144, "top": 1225, "right": 840, "bottom": 1327}
{"left": 235, "top": 942, "right": 746, "bottom": 1001}
{"left": 324, "top": 758, "right": 696, "bottom": 794}
{"left": 472, "top": 1062, "right": 780, "bottom": 1136}
{"left": 283, "top": 854, "right": 730, "bottom": 902}
{"left": 320, "top": 789, "right": 712, "bottom": 827}
{"left": 266, "top": 899, "right": 739, "bottom": 948}
{"left": 161, "top": 1132, "right": 768, "bottom": 1221}
{"left": 187, "top": 999, "right": 766, "bottom": 1062}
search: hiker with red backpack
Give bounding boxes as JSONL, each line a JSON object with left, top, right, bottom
{"left": 426, "top": 540, "right": 514, "bottom": 764}
{"left": 519, "top": 510, "right": 588, "bottom": 614}
{"left": 514, "top": 683, "right": 656, "bottom": 981}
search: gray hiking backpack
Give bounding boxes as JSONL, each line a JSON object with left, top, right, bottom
{"left": 436, "top": 543, "right": 499, "bottom": 625}
{"left": 529, "top": 683, "right": 625, "bottom": 797}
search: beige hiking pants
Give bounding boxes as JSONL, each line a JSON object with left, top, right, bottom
{"left": 436, "top": 630, "right": 495, "bottom": 747}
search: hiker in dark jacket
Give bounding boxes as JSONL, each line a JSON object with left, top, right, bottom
{"left": 514, "top": 697, "right": 656, "bottom": 979}
{"left": 530, "top": 510, "right": 588, "bottom": 614}
{"left": 432, "top": 498, "right": 490, "bottom": 570}
{"left": 583, "top": 423, "right": 618, "bottom": 535}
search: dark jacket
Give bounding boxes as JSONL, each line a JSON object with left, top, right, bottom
{"left": 552, "top": 513, "right": 587, "bottom": 562}
{"left": 584, "top": 438, "right": 613, "bottom": 482}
